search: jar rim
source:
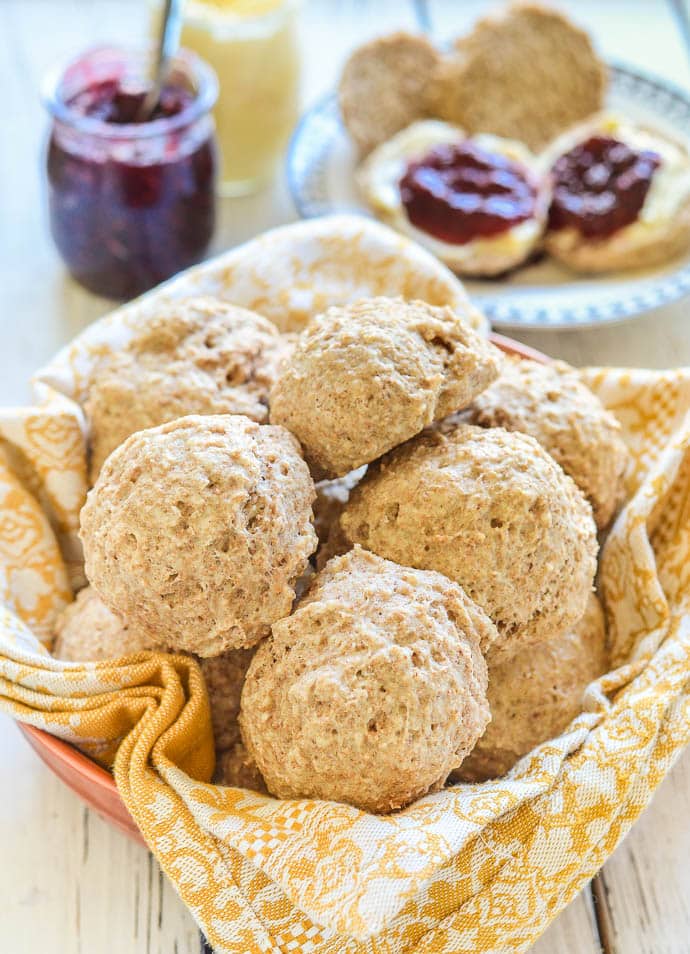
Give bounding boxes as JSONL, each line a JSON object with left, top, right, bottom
{"left": 42, "top": 45, "right": 219, "bottom": 140}
{"left": 180, "top": 0, "right": 301, "bottom": 36}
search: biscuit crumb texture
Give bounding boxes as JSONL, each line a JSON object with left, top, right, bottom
{"left": 429, "top": 3, "right": 606, "bottom": 150}
{"left": 240, "top": 547, "right": 493, "bottom": 813}
{"left": 468, "top": 357, "right": 629, "bottom": 529}
{"left": 339, "top": 32, "right": 440, "bottom": 155}
{"left": 200, "top": 649, "right": 256, "bottom": 754}
{"left": 312, "top": 468, "right": 366, "bottom": 570}
{"left": 215, "top": 742, "right": 268, "bottom": 792}
{"left": 454, "top": 594, "right": 608, "bottom": 782}
{"left": 270, "top": 297, "right": 499, "bottom": 478}
{"left": 341, "top": 423, "right": 597, "bottom": 661}
{"left": 53, "top": 586, "right": 157, "bottom": 660}
{"left": 85, "top": 297, "right": 291, "bottom": 482}
{"left": 80, "top": 414, "right": 317, "bottom": 657}
{"left": 200, "top": 651, "right": 268, "bottom": 792}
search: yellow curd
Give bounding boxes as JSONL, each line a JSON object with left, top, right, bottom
{"left": 155, "top": 0, "right": 300, "bottom": 194}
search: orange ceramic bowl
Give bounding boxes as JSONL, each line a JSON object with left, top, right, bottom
{"left": 18, "top": 334, "right": 549, "bottom": 844}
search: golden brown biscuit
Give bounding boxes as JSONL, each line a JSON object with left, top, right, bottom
{"left": 215, "top": 742, "right": 267, "bottom": 792}
{"left": 81, "top": 415, "right": 317, "bottom": 657}
{"left": 240, "top": 547, "right": 493, "bottom": 813}
{"left": 453, "top": 594, "right": 608, "bottom": 782}
{"left": 543, "top": 113, "right": 690, "bottom": 273}
{"left": 200, "top": 651, "right": 267, "bottom": 792}
{"left": 312, "top": 469, "right": 365, "bottom": 544}
{"left": 200, "top": 649, "right": 256, "bottom": 755}
{"left": 358, "top": 121, "right": 551, "bottom": 277}
{"left": 546, "top": 203, "right": 690, "bottom": 273}
{"left": 52, "top": 586, "right": 157, "bottom": 661}
{"left": 341, "top": 423, "right": 597, "bottom": 661}
{"left": 84, "top": 297, "right": 291, "bottom": 482}
{"left": 468, "top": 357, "right": 629, "bottom": 529}
{"left": 52, "top": 590, "right": 265, "bottom": 788}
{"left": 429, "top": 3, "right": 606, "bottom": 151}
{"left": 270, "top": 297, "right": 499, "bottom": 479}
{"left": 312, "top": 468, "right": 365, "bottom": 570}
{"left": 339, "top": 32, "right": 440, "bottom": 156}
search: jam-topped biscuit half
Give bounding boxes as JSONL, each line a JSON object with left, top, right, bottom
{"left": 544, "top": 113, "right": 690, "bottom": 272}
{"left": 359, "top": 120, "right": 550, "bottom": 276}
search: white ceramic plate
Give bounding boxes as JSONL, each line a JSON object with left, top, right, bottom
{"left": 287, "top": 63, "right": 690, "bottom": 330}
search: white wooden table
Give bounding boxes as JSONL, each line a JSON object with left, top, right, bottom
{"left": 1, "top": 1, "right": 690, "bottom": 951}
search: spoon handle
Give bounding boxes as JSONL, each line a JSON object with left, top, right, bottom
{"left": 138, "top": 0, "right": 183, "bottom": 120}
{"left": 158, "top": 0, "right": 183, "bottom": 75}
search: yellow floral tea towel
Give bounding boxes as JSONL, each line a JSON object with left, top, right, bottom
{"left": 1, "top": 217, "right": 690, "bottom": 954}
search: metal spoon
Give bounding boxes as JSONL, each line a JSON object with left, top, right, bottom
{"left": 136, "top": 0, "right": 183, "bottom": 121}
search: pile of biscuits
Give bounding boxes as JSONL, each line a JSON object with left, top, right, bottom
{"left": 340, "top": 2, "right": 690, "bottom": 277}
{"left": 54, "top": 293, "right": 628, "bottom": 813}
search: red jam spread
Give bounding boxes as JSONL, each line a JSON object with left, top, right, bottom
{"left": 399, "top": 142, "right": 538, "bottom": 245}
{"left": 47, "top": 71, "right": 216, "bottom": 300}
{"left": 67, "top": 79, "right": 194, "bottom": 124}
{"left": 548, "top": 135, "right": 661, "bottom": 239}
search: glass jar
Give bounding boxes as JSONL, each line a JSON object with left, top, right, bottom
{"left": 153, "top": 0, "right": 300, "bottom": 195}
{"left": 43, "top": 46, "right": 219, "bottom": 301}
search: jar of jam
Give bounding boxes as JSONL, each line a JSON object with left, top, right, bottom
{"left": 43, "top": 46, "right": 219, "bottom": 300}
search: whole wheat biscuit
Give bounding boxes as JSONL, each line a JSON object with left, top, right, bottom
{"left": 215, "top": 742, "right": 267, "bottom": 792}
{"left": 429, "top": 3, "right": 606, "bottom": 151}
{"left": 312, "top": 468, "right": 365, "bottom": 570}
{"left": 453, "top": 594, "right": 608, "bottom": 782}
{"left": 270, "top": 297, "right": 499, "bottom": 478}
{"left": 542, "top": 113, "right": 690, "bottom": 273}
{"left": 52, "top": 586, "right": 157, "bottom": 661}
{"left": 84, "top": 297, "right": 291, "bottom": 482}
{"left": 54, "top": 592, "right": 264, "bottom": 785}
{"left": 341, "top": 423, "right": 598, "bottom": 661}
{"left": 200, "top": 649, "right": 256, "bottom": 756}
{"left": 468, "top": 357, "right": 629, "bottom": 529}
{"left": 545, "top": 201, "right": 690, "bottom": 272}
{"left": 200, "top": 651, "right": 267, "bottom": 793}
{"left": 339, "top": 31, "right": 440, "bottom": 156}
{"left": 357, "top": 121, "right": 551, "bottom": 277}
{"left": 240, "top": 547, "right": 493, "bottom": 813}
{"left": 80, "top": 415, "right": 317, "bottom": 657}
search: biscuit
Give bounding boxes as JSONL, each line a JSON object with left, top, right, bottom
{"left": 341, "top": 423, "right": 597, "bottom": 661}
{"left": 468, "top": 357, "right": 629, "bottom": 528}
{"left": 543, "top": 114, "right": 690, "bottom": 273}
{"left": 200, "top": 649, "right": 256, "bottom": 755}
{"left": 339, "top": 32, "right": 440, "bottom": 156}
{"left": 215, "top": 742, "right": 267, "bottom": 792}
{"left": 545, "top": 205, "right": 690, "bottom": 272}
{"left": 52, "top": 586, "right": 157, "bottom": 661}
{"left": 312, "top": 468, "right": 366, "bottom": 570}
{"left": 84, "top": 297, "right": 290, "bottom": 481}
{"left": 200, "top": 651, "right": 267, "bottom": 792}
{"left": 54, "top": 594, "right": 262, "bottom": 781}
{"left": 270, "top": 297, "right": 499, "bottom": 478}
{"left": 429, "top": 3, "right": 606, "bottom": 151}
{"left": 454, "top": 594, "right": 608, "bottom": 782}
{"left": 240, "top": 547, "right": 493, "bottom": 813}
{"left": 358, "top": 121, "right": 551, "bottom": 277}
{"left": 80, "top": 415, "right": 317, "bottom": 656}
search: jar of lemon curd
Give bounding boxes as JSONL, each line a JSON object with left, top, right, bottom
{"left": 153, "top": 0, "right": 300, "bottom": 195}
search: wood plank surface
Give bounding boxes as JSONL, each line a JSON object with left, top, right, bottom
{"left": 0, "top": 0, "right": 689, "bottom": 951}
{"left": 592, "top": 750, "right": 690, "bottom": 954}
